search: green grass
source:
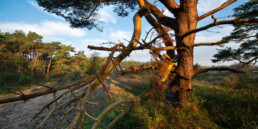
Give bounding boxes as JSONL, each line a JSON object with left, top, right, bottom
{"left": 193, "top": 70, "right": 258, "bottom": 128}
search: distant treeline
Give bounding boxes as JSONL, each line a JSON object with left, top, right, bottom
{"left": 0, "top": 30, "right": 148, "bottom": 88}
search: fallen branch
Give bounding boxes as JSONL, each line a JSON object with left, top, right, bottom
{"left": 107, "top": 104, "right": 134, "bottom": 129}
{"left": 74, "top": 106, "right": 98, "bottom": 121}
{"left": 88, "top": 45, "right": 176, "bottom": 51}
{"left": 92, "top": 89, "right": 151, "bottom": 129}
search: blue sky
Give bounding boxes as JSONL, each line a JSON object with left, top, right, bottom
{"left": 0, "top": 0, "right": 249, "bottom": 66}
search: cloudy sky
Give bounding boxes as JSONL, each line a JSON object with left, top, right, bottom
{"left": 0, "top": 0, "right": 248, "bottom": 66}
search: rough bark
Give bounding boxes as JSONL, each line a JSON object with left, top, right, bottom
{"left": 174, "top": 0, "right": 198, "bottom": 103}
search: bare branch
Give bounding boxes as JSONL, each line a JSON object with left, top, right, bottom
{"left": 182, "top": 18, "right": 258, "bottom": 38}
{"left": 52, "top": 106, "right": 74, "bottom": 129}
{"left": 198, "top": 0, "right": 236, "bottom": 21}
{"left": 193, "top": 67, "right": 244, "bottom": 77}
{"left": 74, "top": 106, "right": 98, "bottom": 121}
{"left": 144, "top": 27, "right": 154, "bottom": 42}
{"left": 0, "top": 79, "right": 85, "bottom": 104}
{"left": 68, "top": 8, "right": 149, "bottom": 129}
{"left": 97, "top": 74, "right": 113, "bottom": 102}
{"left": 33, "top": 92, "right": 66, "bottom": 119}
{"left": 193, "top": 41, "right": 228, "bottom": 47}
{"left": 37, "top": 95, "right": 66, "bottom": 129}
{"left": 88, "top": 45, "right": 176, "bottom": 52}
{"left": 122, "top": 65, "right": 154, "bottom": 75}
{"left": 107, "top": 104, "right": 134, "bottom": 129}
{"left": 92, "top": 89, "right": 151, "bottom": 129}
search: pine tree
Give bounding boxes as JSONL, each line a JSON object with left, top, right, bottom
{"left": 212, "top": 0, "right": 258, "bottom": 66}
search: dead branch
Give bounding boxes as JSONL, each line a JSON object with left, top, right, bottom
{"left": 59, "top": 92, "right": 86, "bottom": 110}
{"left": 33, "top": 92, "right": 66, "bottom": 119}
{"left": 183, "top": 18, "right": 258, "bottom": 38}
{"left": 193, "top": 67, "right": 244, "bottom": 77}
{"left": 92, "top": 89, "right": 151, "bottom": 129}
{"left": 193, "top": 41, "right": 228, "bottom": 47}
{"left": 107, "top": 104, "right": 134, "bottom": 129}
{"left": 97, "top": 74, "right": 113, "bottom": 102}
{"left": 52, "top": 106, "right": 74, "bottom": 129}
{"left": 88, "top": 45, "right": 176, "bottom": 52}
{"left": 144, "top": 27, "right": 154, "bottom": 42}
{"left": 122, "top": 65, "right": 154, "bottom": 75}
{"left": 198, "top": 0, "right": 236, "bottom": 21}
{"left": 37, "top": 95, "right": 66, "bottom": 129}
{"left": 68, "top": 7, "right": 149, "bottom": 129}
{"left": 74, "top": 106, "right": 98, "bottom": 121}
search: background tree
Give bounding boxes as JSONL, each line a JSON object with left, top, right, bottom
{"left": 44, "top": 42, "right": 61, "bottom": 74}
{"left": 86, "top": 51, "right": 103, "bottom": 75}
{"left": 52, "top": 45, "right": 75, "bottom": 75}
{"left": 0, "top": 30, "right": 88, "bottom": 90}
{"left": 212, "top": 0, "right": 258, "bottom": 66}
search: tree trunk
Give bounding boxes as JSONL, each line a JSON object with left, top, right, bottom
{"left": 47, "top": 56, "right": 53, "bottom": 74}
{"left": 173, "top": 0, "right": 198, "bottom": 104}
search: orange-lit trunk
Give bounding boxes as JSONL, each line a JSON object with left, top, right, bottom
{"left": 174, "top": 0, "right": 198, "bottom": 103}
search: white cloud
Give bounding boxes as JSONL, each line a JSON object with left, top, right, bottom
{"left": 97, "top": 10, "right": 117, "bottom": 24}
{"left": 195, "top": 25, "right": 234, "bottom": 43}
{"left": 198, "top": 0, "right": 228, "bottom": 14}
{"left": 0, "top": 21, "right": 86, "bottom": 39}
{"left": 110, "top": 30, "right": 132, "bottom": 42}
{"left": 194, "top": 25, "right": 236, "bottom": 66}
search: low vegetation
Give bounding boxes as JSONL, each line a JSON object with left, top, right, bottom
{"left": 80, "top": 66, "right": 257, "bottom": 129}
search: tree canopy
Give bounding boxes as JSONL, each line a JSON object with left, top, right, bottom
{"left": 36, "top": 0, "right": 137, "bottom": 30}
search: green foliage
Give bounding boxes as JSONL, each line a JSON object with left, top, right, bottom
{"left": 0, "top": 30, "right": 91, "bottom": 93}
{"left": 212, "top": 0, "right": 258, "bottom": 64}
{"left": 193, "top": 69, "right": 258, "bottom": 128}
{"left": 86, "top": 52, "right": 106, "bottom": 75}
{"left": 17, "top": 75, "right": 31, "bottom": 85}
